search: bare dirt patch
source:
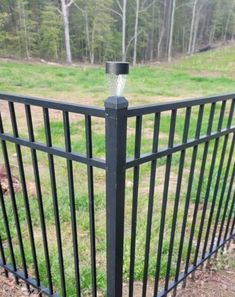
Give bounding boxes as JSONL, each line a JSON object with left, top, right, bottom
{"left": 123, "top": 243, "right": 235, "bottom": 297}
{"left": 175, "top": 243, "right": 235, "bottom": 297}
{"left": 176, "top": 269, "right": 235, "bottom": 297}
{"left": 0, "top": 272, "right": 39, "bottom": 297}
{"left": 0, "top": 165, "right": 20, "bottom": 195}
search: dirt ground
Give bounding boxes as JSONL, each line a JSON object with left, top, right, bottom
{"left": 175, "top": 243, "right": 235, "bottom": 297}
{"left": 0, "top": 273, "right": 38, "bottom": 297}
{"left": 0, "top": 243, "right": 234, "bottom": 297}
{"left": 176, "top": 269, "right": 235, "bottom": 297}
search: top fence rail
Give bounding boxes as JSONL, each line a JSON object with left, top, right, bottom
{"left": 1, "top": 92, "right": 235, "bottom": 117}
{"left": 127, "top": 93, "right": 235, "bottom": 116}
{"left": 0, "top": 92, "right": 105, "bottom": 118}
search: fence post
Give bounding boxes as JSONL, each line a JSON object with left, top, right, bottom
{"left": 105, "top": 96, "right": 128, "bottom": 297}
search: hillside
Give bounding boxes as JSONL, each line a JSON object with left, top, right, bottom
{"left": 0, "top": 45, "right": 235, "bottom": 106}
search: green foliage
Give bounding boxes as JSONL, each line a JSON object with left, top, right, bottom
{"left": 0, "top": 0, "right": 234, "bottom": 63}
{"left": 16, "top": 0, "right": 39, "bottom": 57}
{"left": 0, "top": 12, "right": 20, "bottom": 56}
{"left": 71, "top": 0, "right": 115, "bottom": 63}
{"left": 40, "top": 5, "right": 62, "bottom": 60}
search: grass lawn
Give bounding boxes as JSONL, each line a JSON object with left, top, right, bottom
{"left": 0, "top": 44, "right": 234, "bottom": 105}
{"left": 0, "top": 45, "right": 235, "bottom": 296}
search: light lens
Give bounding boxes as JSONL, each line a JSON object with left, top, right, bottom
{"left": 107, "top": 74, "right": 127, "bottom": 97}
{"left": 106, "top": 62, "right": 129, "bottom": 97}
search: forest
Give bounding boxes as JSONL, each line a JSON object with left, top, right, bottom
{"left": 0, "top": 0, "right": 234, "bottom": 65}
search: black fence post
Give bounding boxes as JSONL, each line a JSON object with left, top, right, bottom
{"left": 105, "top": 96, "right": 128, "bottom": 297}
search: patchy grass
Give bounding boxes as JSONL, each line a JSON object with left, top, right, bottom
{"left": 0, "top": 104, "right": 234, "bottom": 296}
{"left": 0, "top": 45, "right": 234, "bottom": 106}
{"left": 0, "top": 45, "right": 235, "bottom": 296}
{"left": 173, "top": 45, "right": 235, "bottom": 74}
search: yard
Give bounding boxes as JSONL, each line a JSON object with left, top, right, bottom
{"left": 0, "top": 245, "right": 234, "bottom": 296}
{"left": 0, "top": 45, "right": 235, "bottom": 296}
{"left": 0, "top": 45, "right": 235, "bottom": 106}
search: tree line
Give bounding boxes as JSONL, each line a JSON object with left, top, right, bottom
{"left": 0, "top": 0, "right": 234, "bottom": 64}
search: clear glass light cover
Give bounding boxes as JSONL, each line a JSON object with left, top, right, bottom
{"left": 107, "top": 74, "right": 127, "bottom": 97}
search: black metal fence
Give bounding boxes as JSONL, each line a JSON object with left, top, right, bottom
{"left": 0, "top": 92, "right": 234, "bottom": 297}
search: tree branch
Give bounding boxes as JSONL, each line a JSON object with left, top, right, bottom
{"left": 109, "top": 8, "right": 123, "bottom": 18}
{"left": 66, "top": 0, "right": 74, "bottom": 8}
{"left": 115, "top": 0, "right": 123, "bottom": 12}
{"left": 55, "top": 7, "right": 62, "bottom": 15}
{"left": 142, "top": 0, "right": 149, "bottom": 8}
{"left": 73, "top": 2, "right": 85, "bottom": 13}
{"left": 125, "top": 29, "right": 142, "bottom": 56}
{"left": 140, "top": 0, "right": 157, "bottom": 13}
{"left": 176, "top": 2, "right": 192, "bottom": 11}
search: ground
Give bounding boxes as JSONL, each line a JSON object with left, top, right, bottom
{"left": 0, "top": 44, "right": 235, "bottom": 106}
{"left": 0, "top": 244, "right": 235, "bottom": 296}
{"left": 176, "top": 243, "right": 235, "bottom": 297}
{"left": 176, "top": 270, "right": 235, "bottom": 297}
{"left": 0, "top": 44, "right": 234, "bottom": 296}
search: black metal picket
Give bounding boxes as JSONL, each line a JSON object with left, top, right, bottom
{"left": 0, "top": 92, "right": 234, "bottom": 297}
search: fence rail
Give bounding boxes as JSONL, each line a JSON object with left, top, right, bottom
{"left": 0, "top": 92, "right": 234, "bottom": 297}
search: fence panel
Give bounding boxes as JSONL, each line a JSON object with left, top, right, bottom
{"left": 124, "top": 94, "right": 235, "bottom": 297}
{"left": 0, "top": 92, "right": 234, "bottom": 297}
{"left": 0, "top": 93, "right": 106, "bottom": 297}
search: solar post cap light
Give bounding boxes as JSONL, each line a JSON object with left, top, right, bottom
{"left": 106, "top": 62, "right": 129, "bottom": 97}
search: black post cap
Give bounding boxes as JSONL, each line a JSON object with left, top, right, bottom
{"left": 106, "top": 62, "right": 129, "bottom": 75}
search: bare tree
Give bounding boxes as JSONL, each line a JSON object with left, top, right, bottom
{"left": 122, "top": 0, "right": 127, "bottom": 60}
{"left": 188, "top": 0, "right": 198, "bottom": 54}
{"left": 110, "top": 0, "right": 127, "bottom": 60}
{"left": 18, "top": 0, "right": 30, "bottom": 59}
{"left": 157, "top": 0, "right": 167, "bottom": 60}
{"left": 133, "top": 0, "right": 157, "bottom": 65}
{"left": 73, "top": 3, "right": 92, "bottom": 63}
{"left": 168, "top": 0, "right": 176, "bottom": 62}
{"left": 59, "top": 0, "right": 73, "bottom": 64}
{"left": 133, "top": 0, "right": 139, "bottom": 65}
{"left": 223, "top": 2, "right": 235, "bottom": 41}
{"left": 191, "top": 1, "right": 204, "bottom": 53}
{"left": 149, "top": 3, "right": 156, "bottom": 61}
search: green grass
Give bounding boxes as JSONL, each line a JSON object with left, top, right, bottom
{"left": 0, "top": 45, "right": 235, "bottom": 106}
{"left": 174, "top": 45, "right": 235, "bottom": 73}
{"left": 0, "top": 45, "right": 235, "bottom": 296}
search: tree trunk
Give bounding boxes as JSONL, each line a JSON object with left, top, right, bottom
{"left": 157, "top": 0, "right": 167, "bottom": 60}
{"left": 223, "top": 3, "right": 235, "bottom": 42}
{"left": 166, "top": 0, "right": 172, "bottom": 52}
{"left": 188, "top": 0, "right": 198, "bottom": 54}
{"left": 61, "top": 0, "right": 72, "bottom": 64}
{"left": 232, "top": 25, "right": 235, "bottom": 41}
{"left": 209, "top": 23, "right": 216, "bottom": 44}
{"left": 182, "top": 26, "right": 186, "bottom": 54}
{"left": 90, "top": 20, "right": 96, "bottom": 64}
{"left": 157, "top": 28, "right": 164, "bottom": 61}
{"left": 19, "top": 1, "right": 29, "bottom": 59}
{"left": 192, "top": 9, "right": 200, "bottom": 53}
{"left": 84, "top": 10, "right": 92, "bottom": 63}
{"left": 122, "top": 0, "right": 127, "bottom": 60}
{"left": 167, "top": 0, "right": 176, "bottom": 62}
{"left": 150, "top": 3, "right": 156, "bottom": 61}
{"left": 133, "top": 0, "right": 140, "bottom": 66}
